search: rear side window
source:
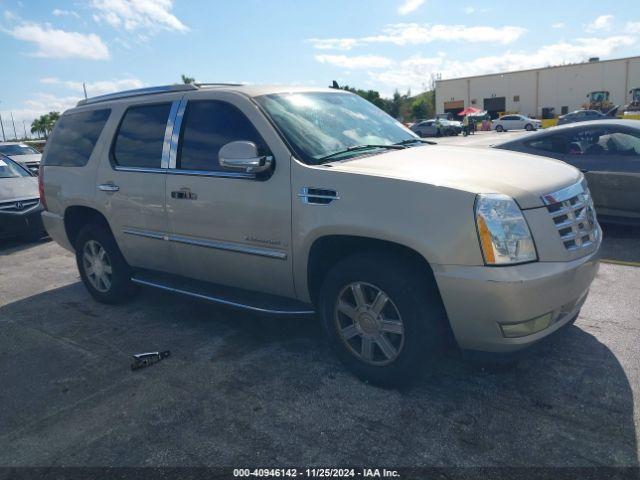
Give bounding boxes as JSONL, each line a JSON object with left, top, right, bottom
{"left": 44, "top": 109, "right": 110, "bottom": 166}
{"left": 113, "top": 103, "right": 172, "bottom": 168}
{"left": 178, "top": 100, "right": 267, "bottom": 172}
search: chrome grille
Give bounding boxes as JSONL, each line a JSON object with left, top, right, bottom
{"left": 544, "top": 184, "right": 598, "bottom": 252}
{"left": 0, "top": 198, "right": 40, "bottom": 213}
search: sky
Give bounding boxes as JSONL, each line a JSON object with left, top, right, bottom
{"left": 0, "top": 0, "right": 639, "bottom": 137}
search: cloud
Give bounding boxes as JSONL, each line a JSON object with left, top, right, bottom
{"left": 586, "top": 14, "right": 614, "bottom": 33}
{"left": 52, "top": 9, "right": 80, "bottom": 18}
{"left": 398, "top": 0, "right": 425, "bottom": 15}
{"left": 315, "top": 54, "right": 394, "bottom": 69}
{"left": 552, "top": 22, "right": 565, "bottom": 29}
{"left": 4, "top": 22, "right": 109, "bottom": 60}
{"left": 625, "top": 21, "right": 640, "bottom": 34}
{"left": 308, "top": 23, "right": 526, "bottom": 50}
{"left": 40, "top": 77, "right": 145, "bottom": 96}
{"left": 91, "top": 0, "right": 188, "bottom": 33}
{"left": 464, "top": 6, "right": 475, "bottom": 14}
{"left": 366, "top": 35, "right": 637, "bottom": 94}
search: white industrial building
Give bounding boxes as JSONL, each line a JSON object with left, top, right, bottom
{"left": 435, "top": 55, "right": 640, "bottom": 119}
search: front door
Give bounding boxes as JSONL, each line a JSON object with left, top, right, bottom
{"left": 165, "top": 92, "right": 295, "bottom": 298}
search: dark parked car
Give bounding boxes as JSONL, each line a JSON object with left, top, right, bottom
{"left": 411, "top": 119, "right": 460, "bottom": 137}
{"left": 0, "top": 154, "right": 45, "bottom": 240}
{"left": 494, "top": 120, "right": 640, "bottom": 225}
{"left": 557, "top": 109, "right": 607, "bottom": 126}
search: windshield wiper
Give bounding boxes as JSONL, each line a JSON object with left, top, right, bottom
{"left": 394, "top": 138, "right": 437, "bottom": 146}
{"left": 316, "top": 144, "right": 406, "bottom": 163}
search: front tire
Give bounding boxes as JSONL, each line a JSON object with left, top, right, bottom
{"left": 75, "top": 224, "right": 137, "bottom": 304}
{"left": 525, "top": 123, "right": 533, "bottom": 131}
{"left": 318, "top": 252, "right": 449, "bottom": 387}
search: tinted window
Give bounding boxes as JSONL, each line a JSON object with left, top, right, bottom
{"left": 178, "top": 101, "right": 267, "bottom": 172}
{"left": 44, "top": 109, "right": 110, "bottom": 167}
{"left": 527, "top": 135, "right": 568, "bottom": 154}
{"left": 113, "top": 103, "right": 171, "bottom": 168}
{"left": 565, "top": 128, "right": 640, "bottom": 157}
{"left": 501, "top": 116, "right": 516, "bottom": 121}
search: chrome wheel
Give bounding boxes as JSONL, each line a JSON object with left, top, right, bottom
{"left": 334, "top": 282, "right": 405, "bottom": 366}
{"left": 82, "top": 240, "right": 113, "bottom": 293}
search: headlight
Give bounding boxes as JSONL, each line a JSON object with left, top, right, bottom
{"left": 475, "top": 194, "right": 537, "bottom": 265}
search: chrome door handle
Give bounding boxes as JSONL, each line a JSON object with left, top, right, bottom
{"left": 98, "top": 183, "right": 120, "bottom": 192}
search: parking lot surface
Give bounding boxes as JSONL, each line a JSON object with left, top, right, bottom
{"left": 0, "top": 223, "right": 638, "bottom": 468}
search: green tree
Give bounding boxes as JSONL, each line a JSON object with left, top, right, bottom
{"left": 30, "top": 111, "right": 60, "bottom": 139}
{"left": 181, "top": 74, "right": 195, "bottom": 85}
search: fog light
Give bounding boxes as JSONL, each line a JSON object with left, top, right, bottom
{"left": 500, "top": 312, "right": 553, "bottom": 338}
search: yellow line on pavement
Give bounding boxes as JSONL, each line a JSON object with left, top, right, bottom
{"left": 601, "top": 259, "right": 640, "bottom": 267}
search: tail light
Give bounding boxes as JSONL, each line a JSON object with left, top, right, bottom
{"left": 38, "top": 165, "right": 47, "bottom": 210}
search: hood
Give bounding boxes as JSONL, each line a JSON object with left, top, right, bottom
{"left": 327, "top": 145, "right": 581, "bottom": 209}
{"left": 8, "top": 153, "right": 41, "bottom": 165}
{"left": 0, "top": 176, "right": 39, "bottom": 202}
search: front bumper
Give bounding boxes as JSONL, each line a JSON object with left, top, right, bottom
{"left": 0, "top": 205, "right": 45, "bottom": 240}
{"left": 433, "top": 248, "right": 600, "bottom": 353}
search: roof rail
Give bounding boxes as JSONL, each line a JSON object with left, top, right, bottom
{"left": 194, "top": 82, "right": 244, "bottom": 88}
{"left": 76, "top": 84, "right": 198, "bottom": 107}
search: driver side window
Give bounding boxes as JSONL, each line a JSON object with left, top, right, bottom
{"left": 178, "top": 100, "right": 269, "bottom": 172}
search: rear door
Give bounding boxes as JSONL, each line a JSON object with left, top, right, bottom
{"left": 164, "top": 90, "right": 295, "bottom": 298}
{"left": 95, "top": 96, "right": 180, "bottom": 273}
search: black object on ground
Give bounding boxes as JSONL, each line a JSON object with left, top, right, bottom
{"left": 130, "top": 351, "right": 171, "bottom": 371}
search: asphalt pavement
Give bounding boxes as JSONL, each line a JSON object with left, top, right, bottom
{"left": 0, "top": 235, "right": 638, "bottom": 468}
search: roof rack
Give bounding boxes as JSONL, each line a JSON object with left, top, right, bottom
{"left": 76, "top": 84, "right": 198, "bottom": 107}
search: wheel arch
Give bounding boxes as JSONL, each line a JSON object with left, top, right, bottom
{"left": 64, "top": 205, "right": 113, "bottom": 250}
{"left": 306, "top": 234, "right": 437, "bottom": 307}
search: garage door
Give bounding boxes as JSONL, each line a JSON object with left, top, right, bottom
{"left": 484, "top": 97, "right": 506, "bottom": 118}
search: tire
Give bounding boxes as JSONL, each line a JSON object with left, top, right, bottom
{"left": 525, "top": 123, "right": 533, "bottom": 131}
{"left": 75, "top": 223, "right": 137, "bottom": 304}
{"left": 318, "top": 251, "right": 449, "bottom": 387}
{"left": 495, "top": 125, "right": 504, "bottom": 132}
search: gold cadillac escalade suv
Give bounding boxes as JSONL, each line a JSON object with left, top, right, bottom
{"left": 39, "top": 84, "right": 601, "bottom": 385}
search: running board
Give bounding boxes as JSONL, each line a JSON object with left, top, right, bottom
{"left": 130, "top": 271, "right": 315, "bottom": 316}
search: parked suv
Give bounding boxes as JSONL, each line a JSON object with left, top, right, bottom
{"left": 40, "top": 84, "right": 601, "bottom": 385}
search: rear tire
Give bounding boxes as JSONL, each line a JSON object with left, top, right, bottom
{"left": 318, "top": 252, "right": 449, "bottom": 387}
{"left": 75, "top": 223, "right": 137, "bottom": 304}
{"left": 496, "top": 125, "right": 504, "bottom": 132}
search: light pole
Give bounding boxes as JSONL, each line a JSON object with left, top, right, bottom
{"left": 0, "top": 101, "right": 6, "bottom": 142}
{"left": 10, "top": 112, "right": 17, "bottom": 141}
{"left": 23, "top": 120, "right": 27, "bottom": 140}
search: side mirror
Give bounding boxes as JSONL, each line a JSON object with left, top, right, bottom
{"left": 219, "top": 141, "right": 273, "bottom": 174}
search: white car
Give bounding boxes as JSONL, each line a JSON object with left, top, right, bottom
{"left": 492, "top": 115, "right": 541, "bottom": 132}
{"left": 0, "top": 142, "right": 42, "bottom": 174}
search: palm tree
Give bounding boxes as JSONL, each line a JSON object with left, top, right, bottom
{"left": 181, "top": 74, "right": 195, "bottom": 85}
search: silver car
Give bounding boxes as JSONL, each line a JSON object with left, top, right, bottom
{"left": 494, "top": 119, "right": 640, "bottom": 225}
{"left": 0, "top": 154, "right": 45, "bottom": 240}
{"left": 0, "top": 142, "right": 42, "bottom": 174}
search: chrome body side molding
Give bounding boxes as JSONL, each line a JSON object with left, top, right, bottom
{"left": 123, "top": 228, "right": 287, "bottom": 259}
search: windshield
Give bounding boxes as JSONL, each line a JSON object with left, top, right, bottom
{"left": 254, "top": 92, "right": 418, "bottom": 164}
{"left": 0, "top": 156, "right": 30, "bottom": 178}
{"left": 0, "top": 144, "right": 40, "bottom": 156}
